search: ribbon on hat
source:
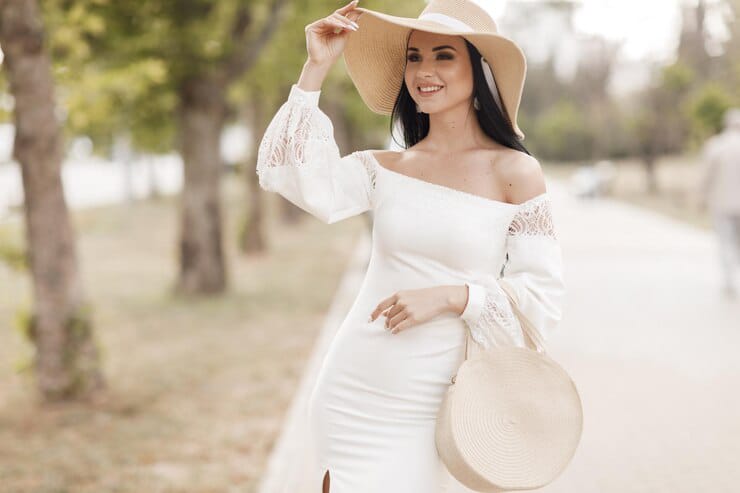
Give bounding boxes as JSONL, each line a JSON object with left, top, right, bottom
{"left": 418, "top": 12, "right": 474, "bottom": 32}
{"left": 480, "top": 56, "right": 504, "bottom": 115}
{"left": 417, "top": 13, "right": 505, "bottom": 116}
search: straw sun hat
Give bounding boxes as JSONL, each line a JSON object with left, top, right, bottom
{"left": 343, "top": 0, "right": 527, "bottom": 139}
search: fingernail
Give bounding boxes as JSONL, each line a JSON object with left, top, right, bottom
{"left": 348, "top": 24, "right": 357, "bottom": 31}
{"left": 351, "top": 20, "right": 359, "bottom": 28}
{"left": 368, "top": 315, "right": 373, "bottom": 322}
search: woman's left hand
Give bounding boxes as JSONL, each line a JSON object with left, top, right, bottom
{"left": 369, "top": 286, "right": 464, "bottom": 334}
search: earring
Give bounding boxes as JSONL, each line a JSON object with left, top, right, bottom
{"left": 473, "top": 97, "right": 480, "bottom": 110}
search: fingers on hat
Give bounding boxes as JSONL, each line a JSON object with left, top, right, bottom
{"left": 346, "top": 10, "right": 364, "bottom": 22}
{"left": 337, "top": 0, "right": 359, "bottom": 14}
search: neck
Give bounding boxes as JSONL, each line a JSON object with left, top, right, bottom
{"left": 422, "top": 99, "right": 492, "bottom": 153}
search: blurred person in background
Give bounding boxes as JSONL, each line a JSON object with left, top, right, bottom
{"left": 698, "top": 107, "right": 740, "bottom": 299}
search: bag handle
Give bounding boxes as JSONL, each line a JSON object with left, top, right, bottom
{"left": 463, "top": 280, "right": 547, "bottom": 361}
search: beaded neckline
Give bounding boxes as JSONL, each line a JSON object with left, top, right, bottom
{"left": 365, "top": 150, "right": 547, "bottom": 209}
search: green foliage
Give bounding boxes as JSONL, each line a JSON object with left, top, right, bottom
{"left": 660, "top": 62, "right": 694, "bottom": 93}
{"left": 530, "top": 100, "right": 593, "bottom": 161}
{"left": 0, "top": 74, "right": 11, "bottom": 123}
{"left": 686, "top": 81, "right": 736, "bottom": 145}
{"left": 12, "top": 303, "right": 35, "bottom": 375}
{"left": 13, "top": 304, "right": 34, "bottom": 343}
{"left": 11, "top": 301, "right": 101, "bottom": 387}
{"left": 59, "top": 59, "right": 175, "bottom": 153}
{"left": 37, "top": 1, "right": 175, "bottom": 154}
{"left": 0, "top": 227, "right": 27, "bottom": 272}
{"left": 41, "top": 0, "right": 285, "bottom": 155}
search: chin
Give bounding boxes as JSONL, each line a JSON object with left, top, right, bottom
{"left": 417, "top": 103, "right": 449, "bottom": 115}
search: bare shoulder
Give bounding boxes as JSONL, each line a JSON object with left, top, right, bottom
{"left": 368, "top": 149, "right": 403, "bottom": 169}
{"left": 491, "top": 150, "right": 547, "bottom": 205}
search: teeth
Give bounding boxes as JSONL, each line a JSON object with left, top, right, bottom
{"left": 419, "top": 86, "right": 443, "bottom": 93}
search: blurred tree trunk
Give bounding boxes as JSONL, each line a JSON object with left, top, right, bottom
{"left": 240, "top": 99, "right": 267, "bottom": 253}
{"left": 636, "top": 104, "right": 660, "bottom": 194}
{"left": 678, "top": 0, "right": 711, "bottom": 75}
{"left": 177, "top": 75, "right": 227, "bottom": 294}
{"left": 642, "top": 149, "right": 658, "bottom": 194}
{"left": 0, "top": 0, "right": 104, "bottom": 401}
{"left": 175, "top": 0, "right": 289, "bottom": 293}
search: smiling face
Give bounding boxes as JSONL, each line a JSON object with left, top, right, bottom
{"left": 403, "top": 30, "right": 474, "bottom": 115}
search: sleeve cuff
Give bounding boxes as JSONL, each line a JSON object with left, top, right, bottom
{"left": 289, "top": 84, "right": 321, "bottom": 107}
{"left": 460, "top": 282, "right": 487, "bottom": 329}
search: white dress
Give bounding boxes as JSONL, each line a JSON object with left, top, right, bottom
{"left": 256, "top": 84, "right": 566, "bottom": 493}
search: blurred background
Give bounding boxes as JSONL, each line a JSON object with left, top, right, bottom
{"left": 0, "top": 0, "right": 738, "bottom": 492}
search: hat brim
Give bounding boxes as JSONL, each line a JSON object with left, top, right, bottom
{"left": 343, "top": 8, "right": 527, "bottom": 140}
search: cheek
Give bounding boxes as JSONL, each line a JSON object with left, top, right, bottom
{"left": 442, "top": 64, "right": 473, "bottom": 95}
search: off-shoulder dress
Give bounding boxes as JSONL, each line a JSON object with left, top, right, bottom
{"left": 256, "top": 84, "right": 566, "bottom": 493}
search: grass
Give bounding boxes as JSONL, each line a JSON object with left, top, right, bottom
{"left": 0, "top": 174, "right": 367, "bottom": 493}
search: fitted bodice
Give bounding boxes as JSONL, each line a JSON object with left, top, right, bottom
{"left": 369, "top": 154, "right": 520, "bottom": 286}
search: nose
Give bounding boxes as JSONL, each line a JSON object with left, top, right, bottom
{"left": 416, "top": 57, "right": 436, "bottom": 77}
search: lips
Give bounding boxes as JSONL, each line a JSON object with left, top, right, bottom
{"left": 418, "top": 84, "right": 444, "bottom": 95}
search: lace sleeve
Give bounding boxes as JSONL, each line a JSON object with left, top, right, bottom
{"left": 460, "top": 193, "right": 566, "bottom": 350}
{"left": 255, "top": 84, "right": 376, "bottom": 224}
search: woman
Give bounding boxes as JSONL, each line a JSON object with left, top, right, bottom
{"left": 256, "top": 1, "right": 566, "bottom": 491}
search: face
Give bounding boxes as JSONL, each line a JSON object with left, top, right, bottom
{"left": 404, "top": 30, "right": 474, "bottom": 114}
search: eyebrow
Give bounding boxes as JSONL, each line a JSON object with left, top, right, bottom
{"left": 407, "top": 45, "right": 458, "bottom": 52}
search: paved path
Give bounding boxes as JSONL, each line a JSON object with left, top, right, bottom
{"left": 256, "top": 180, "right": 740, "bottom": 493}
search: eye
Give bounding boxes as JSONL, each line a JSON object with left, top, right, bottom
{"left": 406, "top": 52, "right": 454, "bottom": 62}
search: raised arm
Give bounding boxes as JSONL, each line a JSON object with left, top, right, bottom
{"left": 255, "top": 82, "right": 375, "bottom": 224}
{"left": 255, "top": 2, "right": 371, "bottom": 224}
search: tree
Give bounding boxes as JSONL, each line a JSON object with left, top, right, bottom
{"left": 0, "top": 0, "right": 103, "bottom": 400}
{"left": 678, "top": 0, "right": 712, "bottom": 75}
{"left": 80, "top": 0, "right": 290, "bottom": 295}
{"left": 531, "top": 100, "right": 593, "bottom": 162}
{"left": 687, "top": 80, "right": 736, "bottom": 145}
{"left": 630, "top": 61, "right": 695, "bottom": 193}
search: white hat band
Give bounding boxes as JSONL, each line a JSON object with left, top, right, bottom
{"left": 418, "top": 13, "right": 474, "bottom": 32}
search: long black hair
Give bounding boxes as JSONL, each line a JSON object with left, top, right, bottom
{"left": 390, "top": 35, "right": 530, "bottom": 155}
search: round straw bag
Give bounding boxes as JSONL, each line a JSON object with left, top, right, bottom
{"left": 435, "top": 283, "right": 582, "bottom": 491}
